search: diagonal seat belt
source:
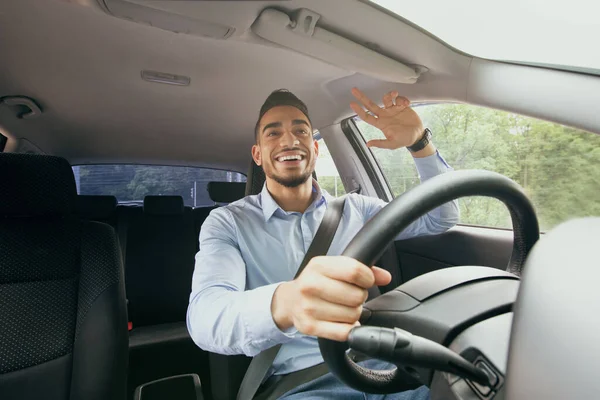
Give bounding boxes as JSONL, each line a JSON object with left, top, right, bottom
{"left": 236, "top": 196, "right": 348, "bottom": 400}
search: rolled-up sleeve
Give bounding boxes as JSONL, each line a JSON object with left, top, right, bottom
{"left": 362, "top": 150, "right": 460, "bottom": 239}
{"left": 186, "top": 208, "right": 296, "bottom": 357}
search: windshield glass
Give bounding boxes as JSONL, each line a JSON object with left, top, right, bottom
{"left": 371, "top": 0, "right": 600, "bottom": 73}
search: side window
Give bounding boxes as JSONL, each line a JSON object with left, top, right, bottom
{"left": 72, "top": 165, "right": 246, "bottom": 207}
{"left": 356, "top": 104, "right": 600, "bottom": 231}
{"left": 314, "top": 134, "right": 346, "bottom": 197}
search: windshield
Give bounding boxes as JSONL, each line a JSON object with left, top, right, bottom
{"left": 371, "top": 0, "right": 600, "bottom": 73}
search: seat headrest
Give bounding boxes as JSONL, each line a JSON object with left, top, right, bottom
{"left": 1, "top": 153, "right": 77, "bottom": 217}
{"left": 76, "top": 195, "right": 117, "bottom": 219}
{"left": 245, "top": 160, "right": 266, "bottom": 196}
{"left": 207, "top": 182, "right": 246, "bottom": 203}
{"left": 143, "top": 196, "right": 184, "bottom": 215}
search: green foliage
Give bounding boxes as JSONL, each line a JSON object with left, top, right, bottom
{"left": 319, "top": 176, "right": 346, "bottom": 197}
{"left": 357, "top": 104, "right": 600, "bottom": 231}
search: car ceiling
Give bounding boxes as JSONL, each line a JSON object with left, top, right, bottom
{"left": 0, "top": 0, "right": 597, "bottom": 173}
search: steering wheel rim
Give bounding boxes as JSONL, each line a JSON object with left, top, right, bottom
{"left": 318, "top": 169, "right": 540, "bottom": 394}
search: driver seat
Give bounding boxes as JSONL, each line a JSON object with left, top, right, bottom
{"left": 0, "top": 153, "right": 128, "bottom": 399}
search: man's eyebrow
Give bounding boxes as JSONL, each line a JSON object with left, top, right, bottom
{"left": 262, "top": 121, "right": 282, "bottom": 134}
{"left": 292, "top": 119, "right": 310, "bottom": 127}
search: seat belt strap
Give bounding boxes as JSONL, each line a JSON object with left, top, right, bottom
{"left": 236, "top": 196, "right": 347, "bottom": 400}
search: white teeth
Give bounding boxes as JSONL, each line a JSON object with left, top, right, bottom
{"left": 278, "top": 155, "right": 302, "bottom": 162}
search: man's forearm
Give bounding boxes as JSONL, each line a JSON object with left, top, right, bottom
{"left": 186, "top": 283, "right": 295, "bottom": 357}
{"left": 398, "top": 147, "right": 460, "bottom": 237}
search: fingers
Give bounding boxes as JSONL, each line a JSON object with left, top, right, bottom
{"left": 301, "top": 275, "right": 368, "bottom": 306}
{"left": 383, "top": 91, "right": 396, "bottom": 108}
{"left": 350, "top": 102, "right": 378, "bottom": 126}
{"left": 296, "top": 297, "right": 363, "bottom": 325}
{"left": 351, "top": 87, "right": 382, "bottom": 115}
{"left": 372, "top": 266, "right": 392, "bottom": 286}
{"left": 290, "top": 257, "right": 388, "bottom": 342}
{"left": 294, "top": 319, "right": 359, "bottom": 342}
{"left": 313, "top": 256, "right": 375, "bottom": 289}
{"left": 393, "top": 93, "right": 411, "bottom": 108}
{"left": 366, "top": 139, "right": 396, "bottom": 149}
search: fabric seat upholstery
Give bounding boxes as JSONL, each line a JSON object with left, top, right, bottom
{"left": 0, "top": 153, "right": 128, "bottom": 400}
{"left": 123, "top": 195, "right": 212, "bottom": 399}
{"left": 125, "top": 196, "right": 196, "bottom": 327}
{"left": 76, "top": 195, "right": 118, "bottom": 228}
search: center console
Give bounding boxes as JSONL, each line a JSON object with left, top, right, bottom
{"left": 134, "top": 374, "right": 204, "bottom": 400}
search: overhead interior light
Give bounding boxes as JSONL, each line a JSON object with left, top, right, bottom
{"left": 252, "top": 8, "right": 421, "bottom": 84}
{"left": 141, "top": 70, "right": 191, "bottom": 86}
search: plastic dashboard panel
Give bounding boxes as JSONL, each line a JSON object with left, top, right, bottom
{"left": 359, "top": 267, "right": 519, "bottom": 389}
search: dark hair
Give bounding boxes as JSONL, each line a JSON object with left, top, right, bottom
{"left": 254, "top": 89, "right": 311, "bottom": 141}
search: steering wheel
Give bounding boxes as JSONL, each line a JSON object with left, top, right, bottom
{"left": 318, "top": 169, "right": 540, "bottom": 395}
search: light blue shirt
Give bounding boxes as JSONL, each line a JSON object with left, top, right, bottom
{"left": 187, "top": 151, "right": 459, "bottom": 378}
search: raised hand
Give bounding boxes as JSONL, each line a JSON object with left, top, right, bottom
{"left": 350, "top": 87, "right": 425, "bottom": 150}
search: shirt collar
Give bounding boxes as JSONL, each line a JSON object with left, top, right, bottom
{"left": 259, "top": 178, "right": 329, "bottom": 222}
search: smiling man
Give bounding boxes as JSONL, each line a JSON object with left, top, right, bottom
{"left": 187, "top": 88, "right": 459, "bottom": 399}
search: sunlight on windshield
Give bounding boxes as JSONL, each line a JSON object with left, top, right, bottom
{"left": 371, "top": 0, "right": 600, "bottom": 72}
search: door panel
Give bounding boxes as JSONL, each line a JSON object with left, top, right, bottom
{"left": 393, "top": 226, "right": 514, "bottom": 284}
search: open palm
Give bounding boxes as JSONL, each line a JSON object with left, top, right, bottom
{"left": 350, "top": 87, "right": 424, "bottom": 150}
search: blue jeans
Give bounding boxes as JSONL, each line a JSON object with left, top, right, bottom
{"left": 279, "top": 359, "right": 430, "bottom": 399}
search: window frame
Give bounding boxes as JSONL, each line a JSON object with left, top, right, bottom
{"left": 340, "top": 118, "right": 394, "bottom": 202}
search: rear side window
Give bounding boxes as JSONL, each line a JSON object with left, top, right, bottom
{"left": 72, "top": 165, "right": 246, "bottom": 207}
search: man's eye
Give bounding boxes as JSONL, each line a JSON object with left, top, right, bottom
{"left": 267, "top": 131, "right": 280, "bottom": 137}
{"left": 296, "top": 129, "right": 308, "bottom": 135}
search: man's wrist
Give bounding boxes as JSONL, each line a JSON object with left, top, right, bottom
{"left": 271, "top": 281, "right": 294, "bottom": 331}
{"left": 411, "top": 142, "right": 437, "bottom": 158}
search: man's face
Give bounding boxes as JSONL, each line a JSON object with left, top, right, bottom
{"left": 252, "top": 105, "right": 319, "bottom": 188}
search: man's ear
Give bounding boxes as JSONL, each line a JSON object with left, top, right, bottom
{"left": 313, "top": 139, "right": 319, "bottom": 158}
{"left": 252, "top": 144, "right": 262, "bottom": 166}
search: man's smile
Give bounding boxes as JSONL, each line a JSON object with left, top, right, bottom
{"left": 274, "top": 150, "right": 307, "bottom": 165}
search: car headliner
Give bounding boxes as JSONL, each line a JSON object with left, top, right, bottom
{"left": 0, "top": 0, "right": 598, "bottom": 174}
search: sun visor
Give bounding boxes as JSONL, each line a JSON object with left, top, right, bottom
{"left": 251, "top": 8, "right": 421, "bottom": 84}
{"left": 97, "top": 0, "right": 235, "bottom": 39}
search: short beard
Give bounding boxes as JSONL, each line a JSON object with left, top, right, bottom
{"left": 271, "top": 170, "right": 313, "bottom": 188}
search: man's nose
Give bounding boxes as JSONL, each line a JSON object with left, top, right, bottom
{"left": 279, "top": 131, "right": 299, "bottom": 147}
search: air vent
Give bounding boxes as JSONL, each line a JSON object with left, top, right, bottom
{"left": 97, "top": 0, "right": 235, "bottom": 39}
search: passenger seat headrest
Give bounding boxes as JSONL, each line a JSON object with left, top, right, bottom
{"left": 76, "top": 195, "right": 117, "bottom": 219}
{"left": 207, "top": 182, "right": 246, "bottom": 203}
{"left": 0, "top": 153, "right": 77, "bottom": 217}
{"left": 245, "top": 160, "right": 266, "bottom": 196}
{"left": 143, "top": 196, "right": 184, "bottom": 216}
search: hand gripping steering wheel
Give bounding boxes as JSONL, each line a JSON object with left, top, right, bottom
{"left": 318, "top": 169, "right": 540, "bottom": 394}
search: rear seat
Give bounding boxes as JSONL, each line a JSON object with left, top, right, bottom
{"left": 75, "top": 194, "right": 118, "bottom": 228}
{"left": 125, "top": 196, "right": 195, "bottom": 327}
{"left": 123, "top": 195, "right": 212, "bottom": 399}
{"left": 76, "top": 183, "right": 247, "bottom": 400}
